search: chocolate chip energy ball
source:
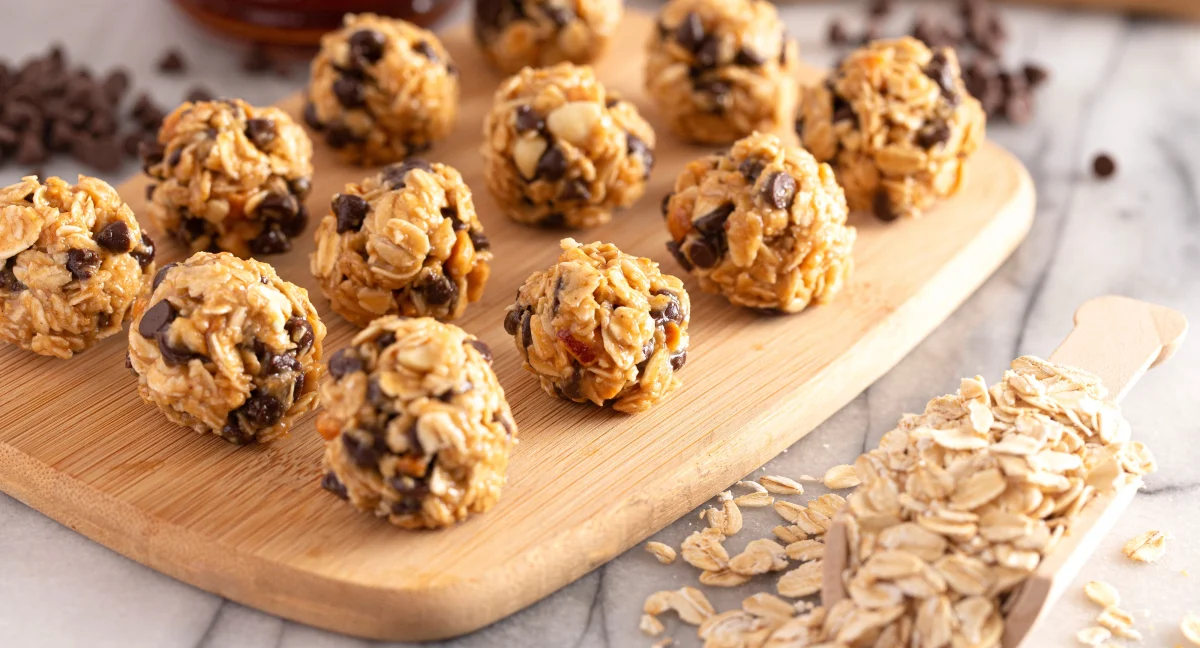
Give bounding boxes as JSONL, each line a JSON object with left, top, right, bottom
{"left": 310, "top": 159, "right": 493, "bottom": 327}
{"left": 0, "top": 175, "right": 155, "bottom": 358}
{"left": 305, "top": 13, "right": 459, "bottom": 166}
{"left": 317, "top": 316, "right": 516, "bottom": 529}
{"left": 645, "top": 0, "right": 799, "bottom": 145}
{"left": 798, "top": 37, "right": 986, "bottom": 220}
{"left": 473, "top": 0, "right": 623, "bottom": 74}
{"left": 504, "top": 238, "right": 689, "bottom": 413}
{"left": 128, "top": 252, "right": 326, "bottom": 445}
{"left": 143, "top": 98, "right": 313, "bottom": 258}
{"left": 663, "top": 132, "right": 856, "bottom": 313}
{"left": 482, "top": 63, "right": 655, "bottom": 229}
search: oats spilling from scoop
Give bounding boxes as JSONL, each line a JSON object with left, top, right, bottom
{"left": 1122, "top": 529, "right": 1169, "bottom": 563}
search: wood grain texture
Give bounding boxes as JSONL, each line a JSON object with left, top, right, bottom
{"left": 0, "top": 13, "right": 1034, "bottom": 641}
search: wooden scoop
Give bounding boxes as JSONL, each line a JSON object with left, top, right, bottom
{"left": 820, "top": 295, "right": 1188, "bottom": 648}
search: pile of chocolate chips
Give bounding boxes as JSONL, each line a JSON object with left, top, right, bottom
{"left": 827, "top": 0, "right": 1050, "bottom": 124}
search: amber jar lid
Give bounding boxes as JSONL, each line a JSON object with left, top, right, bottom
{"left": 175, "top": 0, "right": 462, "bottom": 45}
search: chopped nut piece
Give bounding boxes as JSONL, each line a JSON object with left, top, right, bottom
{"left": 823, "top": 464, "right": 861, "bottom": 489}
{"left": 645, "top": 541, "right": 677, "bottom": 565}
{"left": 640, "top": 613, "right": 665, "bottom": 637}
{"left": 1122, "top": 529, "right": 1168, "bottom": 563}
{"left": 760, "top": 475, "right": 805, "bottom": 495}
{"left": 1083, "top": 580, "right": 1120, "bottom": 609}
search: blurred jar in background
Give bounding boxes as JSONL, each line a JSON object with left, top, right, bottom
{"left": 174, "top": 0, "right": 462, "bottom": 44}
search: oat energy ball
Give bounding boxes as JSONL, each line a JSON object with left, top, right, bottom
{"left": 504, "top": 239, "right": 689, "bottom": 413}
{"left": 645, "top": 0, "right": 799, "bottom": 145}
{"left": 142, "top": 98, "right": 313, "bottom": 258}
{"left": 317, "top": 316, "right": 516, "bottom": 529}
{"left": 482, "top": 63, "right": 655, "bottom": 229}
{"left": 311, "top": 159, "right": 493, "bottom": 326}
{"left": 128, "top": 252, "right": 326, "bottom": 444}
{"left": 663, "top": 132, "right": 856, "bottom": 313}
{"left": 473, "top": 0, "right": 623, "bottom": 74}
{"left": 0, "top": 176, "right": 155, "bottom": 358}
{"left": 798, "top": 37, "right": 986, "bottom": 220}
{"left": 305, "top": 13, "right": 459, "bottom": 166}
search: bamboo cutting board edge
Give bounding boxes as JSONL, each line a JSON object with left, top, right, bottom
{"left": 0, "top": 13, "right": 1036, "bottom": 641}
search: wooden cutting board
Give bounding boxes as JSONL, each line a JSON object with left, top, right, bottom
{"left": 0, "top": 12, "right": 1035, "bottom": 642}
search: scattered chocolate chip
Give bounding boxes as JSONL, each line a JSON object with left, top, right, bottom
{"left": 285, "top": 317, "right": 314, "bottom": 354}
{"left": 419, "top": 273, "right": 456, "bottom": 306}
{"left": 666, "top": 240, "right": 693, "bottom": 272}
{"left": 1023, "top": 63, "right": 1049, "bottom": 88}
{"left": 138, "top": 139, "right": 164, "bottom": 172}
{"left": 244, "top": 118, "right": 276, "bottom": 149}
{"left": 157, "top": 49, "right": 186, "bottom": 73}
{"left": 333, "top": 194, "right": 370, "bottom": 233}
{"left": 734, "top": 47, "right": 765, "bottom": 67}
{"left": 328, "top": 348, "right": 363, "bottom": 379}
{"left": 763, "top": 172, "right": 797, "bottom": 210}
{"left": 467, "top": 339, "right": 492, "bottom": 364}
{"left": 559, "top": 178, "right": 591, "bottom": 201}
{"left": 349, "top": 29, "right": 387, "bottom": 66}
{"left": 1092, "top": 153, "right": 1116, "bottom": 179}
{"left": 873, "top": 190, "right": 900, "bottom": 222}
{"left": 687, "top": 238, "right": 720, "bottom": 269}
{"left": 321, "top": 472, "right": 348, "bottom": 499}
{"left": 185, "top": 86, "right": 215, "bottom": 103}
{"left": 138, "top": 300, "right": 175, "bottom": 338}
{"left": 669, "top": 350, "right": 688, "bottom": 371}
{"left": 242, "top": 42, "right": 273, "bottom": 73}
{"left": 693, "top": 203, "right": 734, "bottom": 236}
{"left": 652, "top": 299, "right": 682, "bottom": 326}
{"left": 738, "top": 158, "right": 765, "bottom": 182}
{"left": 66, "top": 247, "right": 100, "bottom": 280}
{"left": 536, "top": 145, "right": 567, "bottom": 181}
{"left": 696, "top": 79, "right": 731, "bottom": 107}
{"left": 332, "top": 76, "right": 366, "bottom": 108}
{"left": 675, "top": 12, "right": 706, "bottom": 53}
{"left": 96, "top": 221, "right": 132, "bottom": 252}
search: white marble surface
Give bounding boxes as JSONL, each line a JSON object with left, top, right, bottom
{"left": 2, "top": 1, "right": 1198, "bottom": 646}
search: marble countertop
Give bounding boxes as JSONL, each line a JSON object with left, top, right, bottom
{"left": 2, "top": 1, "right": 1197, "bottom": 646}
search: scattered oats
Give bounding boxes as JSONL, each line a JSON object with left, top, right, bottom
{"left": 777, "top": 560, "right": 823, "bottom": 598}
{"left": 823, "top": 464, "right": 861, "bottom": 489}
{"left": 1122, "top": 529, "right": 1168, "bottom": 563}
{"left": 729, "top": 539, "right": 789, "bottom": 576}
{"left": 1076, "top": 626, "right": 1111, "bottom": 646}
{"left": 1096, "top": 605, "right": 1140, "bottom": 640}
{"left": 698, "top": 610, "right": 770, "bottom": 646}
{"left": 742, "top": 592, "right": 796, "bottom": 621}
{"left": 785, "top": 539, "right": 825, "bottom": 562}
{"left": 737, "top": 480, "right": 768, "bottom": 494}
{"left": 644, "top": 541, "right": 677, "bottom": 565}
{"left": 773, "top": 525, "right": 807, "bottom": 544}
{"left": 670, "top": 587, "right": 715, "bottom": 625}
{"left": 735, "top": 491, "right": 775, "bottom": 508}
{"left": 760, "top": 475, "right": 805, "bottom": 495}
{"left": 721, "top": 496, "right": 743, "bottom": 536}
{"left": 1181, "top": 612, "right": 1200, "bottom": 645}
{"left": 807, "top": 493, "right": 847, "bottom": 518}
{"left": 644, "top": 590, "right": 673, "bottom": 615}
{"left": 639, "top": 613, "right": 664, "bottom": 637}
{"left": 651, "top": 639, "right": 673, "bottom": 648}
{"left": 698, "top": 568, "right": 752, "bottom": 588}
{"left": 680, "top": 527, "right": 729, "bottom": 571}
{"left": 1083, "top": 580, "right": 1120, "bottom": 608}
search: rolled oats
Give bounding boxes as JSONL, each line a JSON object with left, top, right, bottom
{"left": 473, "top": 0, "right": 621, "bottom": 74}
{"left": 646, "top": 541, "right": 678, "bottom": 565}
{"left": 671, "top": 587, "right": 717, "bottom": 625}
{"left": 1096, "top": 605, "right": 1140, "bottom": 640}
{"left": 310, "top": 160, "right": 491, "bottom": 326}
{"left": 663, "top": 131, "right": 856, "bottom": 313}
{"left": 1121, "top": 529, "right": 1168, "bottom": 563}
{"left": 823, "top": 464, "right": 861, "bottom": 490}
{"left": 316, "top": 316, "right": 515, "bottom": 528}
{"left": 760, "top": 475, "right": 804, "bottom": 496}
{"left": 1182, "top": 612, "right": 1200, "bottom": 645}
{"left": 784, "top": 539, "right": 824, "bottom": 562}
{"left": 699, "top": 568, "right": 753, "bottom": 588}
{"left": 1, "top": 175, "right": 155, "bottom": 358}
{"left": 481, "top": 63, "right": 655, "bottom": 229}
{"left": 306, "top": 13, "right": 458, "bottom": 166}
{"left": 144, "top": 98, "right": 312, "bottom": 258}
{"left": 505, "top": 239, "right": 689, "bottom": 412}
{"left": 742, "top": 592, "right": 797, "bottom": 622}
{"left": 641, "top": 613, "right": 665, "bottom": 637}
{"left": 1076, "top": 626, "right": 1112, "bottom": 646}
{"left": 735, "top": 491, "right": 775, "bottom": 508}
{"left": 1083, "top": 580, "right": 1120, "bottom": 608}
{"left": 129, "top": 252, "right": 324, "bottom": 444}
{"left": 777, "top": 560, "right": 823, "bottom": 598}
{"left": 645, "top": 0, "right": 798, "bottom": 144}
{"left": 798, "top": 37, "right": 986, "bottom": 220}
{"left": 729, "top": 539, "right": 789, "bottom": 576}
{"left": 681, "top": 527, "right": 731, "bottom": 572}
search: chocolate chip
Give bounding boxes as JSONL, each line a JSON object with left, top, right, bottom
{"left": 661, "top": 193, "right": 673, "bottom": 218}
{"left": 66, "top": 247, "right": 99, "bottom": 280}
{"left": 503, "top": 308, "right": 523, "bottom": 336}
{"left": 285, "top": 317, "right": 314, "bottom": 354}
{"left": 349, "top": 29, "right": 387, "bottom": 66}
{"left": 536, "top": 145, "right": 567, "bottom": 181}
{"left": 324, "top": 124, "right": 361, "bottom": 149}
{"left": 412, "top": 40, "right": 439, "bottom": 63}
{"left": 916, "top": 121, "right": 952, "bottom": 148}
{"left": 675, "top": 12, "right": 706, "bottom": 53}
{"left": 244, "top": 118, "right": 276, "bottom": 149}
{"left": 257, "top": 192, "right": 298, "bottom": 221}
{"left": 241, "top": 392, "right": 285, "bottom": 427}
{"left": 130, "top": 233, "right": 155, "bottom": 269}
{"left": 303, "top": 101, "right": 323, "bottom": 131}
{"left": 558, "top": 368, "right": 583, "bottom": 401}
{"left": 242, "top": 42, "right": 273, "bottom": 73}
{"left": 521, "top": 311, "right": 533, "bottom": 348}
{"left": 869, "top": 0, "right": 892, "bottom": 17}
{"left": 249, "top": 224, "right": 291, "bottom": 255}
{"left": 222, "top": 413, "right": 251, "bottom": 445}
{"left": 828, "top": 19, "right": 848, "bottom": 45}
{"left": 98, "top": 312, "right": 113, "bottom": 330}
{"left": 341, "top": 432, "right": 380, "bottom": 468}
{"left": 627, "top": 133, "right": 653, "bottom": 177}
{"left": 139, "top": 139, "right": 164, "bottom": 172}
{"left": 545, "top": 5, "right": 573, "bottom": 26}
{"left": 1092, "top": 153, "right": 1116, "bottom": 179}
{"left": 382, "top": 158, "right": 434, "bottom": 188}
{"left": 696, "top": 79, "right": 731, "bottom": 106}
{"left": 734, "top": 47, "right": 765, "bottom": 67}
{"left": 333, "top": 77, "right": 366, "bottom": 108}
{"left": 666, "top": 240, "right": 693, "bottom": 272}
{"left": 832, "top": 96, "right": 856, "bottom": 124}
{"left": 152, "top": 262, "right": 176, "bottom": 291}
{"left": 873, "top": 190, "right": 900, "bottom": 222}
{"left": 328, "top": 348, "right": 363, "bottom": 379}
{"left": 540, "top": 212, "right": 566, "bottom": 228}
{"left": 636, "top": 338, "right": 656, "bottom": 374}
{"left": 186, "top": 86, "right": 215, "bottom": 103}
{"left": 333, "top": 194, "right": 370, "bottom": 233}
{"left": 763, "top": 172, "right": 797, "bottom": 210}
{"left": 669, "top": 350, "right": 688, "bottom": 371}
{"left": 371, "top": 332, "right": 395, "bottom": 350}
{"left": 138, "top": 300, "right": 175, "bottom": 339}
{"left": 15, "top": 130, "right": 46, "bottom": 165}
{"left": 559, "top": 179, "right": 591, "bottom": 201}
{"left": 695, "top": 36, "right": 721, "bottom": 69}
{"left": 288, "top": 176, "right": 312, "bottom": 200}
{"left": 467, "top": 339, "right": 492, "bottom": 364}
{"left": 469, "top": 230, "right": 491, "bottom": 251}
{"left": 321, "top": 472, "right": 348, "bottom": 499}
{"left": 652, "top": 299, "right": 682, "bottom": 326}
{"left": 266, "top": 352, "right": 302, "bottom": 375}
{"left": 157, "top": 49, "right": 186, "bottom": 73}
{"left": 0, "top": 261, "right": 25, "bottom": 292}
{"left": 1023, "top": 63, "right": 1049, "bottom": 88}
{"left": 687, "top": 238, "right": 720, "bottom": 269}
{"left": 693, "top": 203, "right": 733, "bottom": 237}
{"left": 419, "top": 273, "right": 456, "bottom": 306}
{"left": 738, "top": 158, "right": 765, "bottom": 182}
{"left": 95, "top": 221, "right": 132, "bottom": 252}
{"left": 514, "top": 105, "right": 544, "bottom": 133}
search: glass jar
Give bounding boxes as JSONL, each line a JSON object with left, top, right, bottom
{"left": 174, "top": 0, "right": 463, "bottom": 45}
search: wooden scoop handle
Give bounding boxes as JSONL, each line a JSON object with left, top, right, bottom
{"left": 821, "top": 296, "right": 1188, "bottom": 647}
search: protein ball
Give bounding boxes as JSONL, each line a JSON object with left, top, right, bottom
{"left": 305, "top": 13, "right": 459, "bottom": 166}
{"left": 0, "top": 175, "right": 155, "bottom": 359}
{"left": 505, "top": 238, "right": 689, "bottom": 413}
{"left": 482, "top": 62, "right": 655, "bottom": 229}
{"left": 644, "top": 0, "right": 799, "bottom": 144}
{"left": 664, "top": 131, "right": 856, "bottom": 313}
{"left": 310, "top": 159, "right": 493, "bottom": 326}
{"left": 142, "top": 98, "right": 314, "bottom": 258}
{"left": 473, "top": 0, "right": 623, "bottom": 74}
{"left": 798, "top": 37, "right": 986, "bottom": 220}
{"left": 128, "top": 252, "right": 326, "bottom": 445}
{"left": 316, "top": 316, "right": 517, "bottom": 529}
